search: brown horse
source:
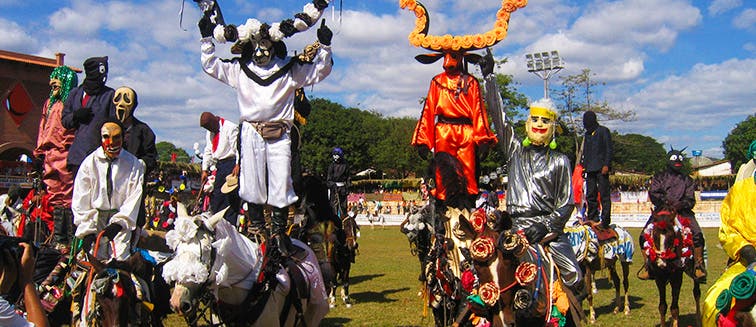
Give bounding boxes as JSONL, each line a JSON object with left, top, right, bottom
{"left": 641, "top": 207, "right": 701, "bottom": 327}
{"left": 72, "top": 233, "right": 158, "bottom": 326}
{"left": 295, "top": 175, "right": 357, "bottom": 308}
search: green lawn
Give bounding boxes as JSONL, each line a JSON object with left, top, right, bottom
{"left": 167, "top": 227, "right": 727, "bottom": 326}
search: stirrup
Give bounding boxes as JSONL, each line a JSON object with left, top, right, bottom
{"left": 637, "top": 265, "right": 651, "bottom": 280}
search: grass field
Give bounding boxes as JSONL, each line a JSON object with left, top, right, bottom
{"left": 167, "top": 226, "right": 727, "bottom": 326}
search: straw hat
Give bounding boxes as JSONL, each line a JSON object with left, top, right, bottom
{"left": 220, "top": 174, "right": 239, "bottom": 194}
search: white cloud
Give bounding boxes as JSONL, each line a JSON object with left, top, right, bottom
{"left": 708, "top": 0, "right": 741, "bottom": 15}
{"left": 0, "top": 18, "right": 37, "bottom": 52}
{"left": 733, "top": 8, "right": 756, "bottom": 30}
{"left": 605, "top": 58, "right": 756, "bottom": 158}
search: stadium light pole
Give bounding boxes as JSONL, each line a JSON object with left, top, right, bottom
{"left": 525, "top": 50, "right": 564, "bottom": 99}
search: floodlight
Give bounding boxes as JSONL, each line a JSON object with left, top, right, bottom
{"left": 524, "top": 49, "right": 565, "bottom": 99}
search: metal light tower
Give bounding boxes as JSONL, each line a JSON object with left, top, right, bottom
{"left": 525, "top": 50, "right": 564, "bottom": 99}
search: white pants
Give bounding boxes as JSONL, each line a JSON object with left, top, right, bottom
{"left": 238, "top": 122, "right": 298, "bottom": 208}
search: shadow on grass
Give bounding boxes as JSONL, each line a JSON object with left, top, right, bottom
{"left": 351, "top": 287, "right": 410, "bottom": 304}
{"left": 588, "top": 295, "right": 645, "bottom": 317}
{"left": 348, "top": 273, "right": 384, "bottom": 286}
{"left": 321, "top": 317, "right": 351, "bottom": 326}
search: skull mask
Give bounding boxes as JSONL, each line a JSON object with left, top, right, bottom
{"left": 113, "top": 87, "right": 137, "bottom": 122}
{"left": 101, "top": 121, "right": 124, "bottom": 159}
{"left": 252, "top": 38, "right": 274, "bottom": 66}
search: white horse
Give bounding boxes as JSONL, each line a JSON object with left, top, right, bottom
{"left": 162, "top": 206, "right": 329, "bottom": 326}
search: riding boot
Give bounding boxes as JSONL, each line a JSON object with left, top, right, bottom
{"left": 694, "top": 246, "right": 707, "bottom": 283}
{"left": 271, "top": 206, "right": 293, "bottom": 258}
{"left": 637, "top": 251, "right": 652, "bottom": 280}
{"left": 246, "top": 203, "right": 268, "bottom": 242}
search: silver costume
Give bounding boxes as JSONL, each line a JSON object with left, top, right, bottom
{"left": 497, "top": 108, "right": 582, "bottom": 289}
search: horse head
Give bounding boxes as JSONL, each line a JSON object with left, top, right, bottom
{"left": 83, "top": 237, "right": 151, "bottom": 326}
{"left": 645, "top": 206, "right": 688, "bottom": 272}
{"left": 163, "top": 207, "right": 225, "bottom": 315}
{"left": 163, "top": 206, "right": 262, "bottom": 318}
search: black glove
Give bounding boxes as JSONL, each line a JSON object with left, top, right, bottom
{"left": 477, "top": 142, "right": 490, "bottom": 161}
{"left": 73, "top": 107, "right": 93, "bottom": 124}
{"left": 740, "top": 245, "right": 756, "bottom": 266}
{"left": 317, "top": 19, "right": 332, "bottom": 46}
{"left": 479, "top": 49, "right": 495, "bottom": 77}
{"left": 416, "top": 145, "right": 430, "bottom": 160}
{"left": 102, "top": 223, "right": 123, "bottom": 241}
{"left": 198, "top": 15, "right": 216, "bottom": 38}
{"left": 80, "top": 234, "right": 96, "bottom": 253}
{"left": 523, "top": 222, "right": 548, "bottom": 244}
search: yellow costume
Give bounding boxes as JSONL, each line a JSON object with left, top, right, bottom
{"left": 703, "top": 177, "right": 756, "bottom": 326}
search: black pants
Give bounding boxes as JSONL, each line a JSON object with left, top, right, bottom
{"left": 211, "top": 158, "right": 240, "bottom": 225}
{"left": 585, "top": 171, "right": 611, "bottom": 226}
{"left": 330, "top": 186, "right": 348, "bottom": 218}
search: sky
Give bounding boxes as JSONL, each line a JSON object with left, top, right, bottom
{"left": 1, "top": 0, "right": 754, "bottom": 159}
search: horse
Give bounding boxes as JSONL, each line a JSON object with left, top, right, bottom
{"left": 295, "top": 175, "right": 357, "bottom": 308}
{"left": 163, "top": 206, "right": 329, "bottom": 326}
{"left": 71, "top": 232, "right": 160, "bottom": 326}
{"left": 641, "top": 207, "right": 701, "bottom": 327}
{"left": 565, "top": 223, "right": 634, "bottom": 323}
{"left": 400, "top": 203, "right": 434, "bottom": 284}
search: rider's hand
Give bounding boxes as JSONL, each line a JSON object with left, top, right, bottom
{"left": 478, "top": 50, "right": 495, "bottom": 77}
{"left": 102, "top": 223, "right": 123, "bottom": 241}
{"left": 601, "top": 165, "right": 610, "bottom": 175}
{"left": 81, "top": 234, "right": 96, "bottom": 253}
{"left": 416, "top": 145, "right": 430, "bottom": 160}
{"left": 523, "top": 222, "right": 548, "bottom": 244}
{"left": 317, "top": 19, "right": 332, "bottom": 46}
{"left": 740, "top": 245, "right": 756, "bottom": 266}
{"left": 198, "top": 15, "right": 215, "bottom": 38}
{"left": 232, "top": 164, "right": 240, "bottom": 177}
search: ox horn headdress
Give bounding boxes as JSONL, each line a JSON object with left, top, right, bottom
{"left": 399, "top": 0, "right": 527, "bottom": 54}
{"left": 207, "top": 0, "right": 330, "bottom": 49}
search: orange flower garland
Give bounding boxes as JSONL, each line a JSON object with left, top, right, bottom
{"left": 399, "top": 0, "right": 528, "bottom": 51}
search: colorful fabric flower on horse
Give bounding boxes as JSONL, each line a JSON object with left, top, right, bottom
{"left": 640, "top": 212, "right": 694, "bottom": 266}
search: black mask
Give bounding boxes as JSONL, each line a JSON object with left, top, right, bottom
{"left": 667, "top": 149, "right": 685, "bottom": 172}
{"left": 82, "top": 56, "right": 108, "bottom": 95}
{"left": 583, "top": 111, "right": 598, "bottom": 132}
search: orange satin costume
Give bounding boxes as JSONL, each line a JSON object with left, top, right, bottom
{"left": 412, "top": 71, "right": 497, "bottom": 200}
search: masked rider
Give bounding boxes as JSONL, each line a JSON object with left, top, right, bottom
{"left": 198, "top": 0, "right": 333, "bottom": 258}
{"left": 34, "top": 66, "right": 78, "bottom": 250}
{"left": 327, "top": 147, "right": 349, "bottom": 218}
{"left": 637, "top": 149, "right": 706, "bottom": 281}
{"left": 479, "top": 54, "right": 584, "bottom": 298}
{"left": 73, "top": 119, "right": 145, "bottom": 262}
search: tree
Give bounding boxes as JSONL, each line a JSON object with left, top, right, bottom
{"left": 552, "top": 68, "right": 636, "bottom": 160}
{"left": 611, "top": 133, "right": 667, "bottom": 174}
{"left": 156, "top": 141, "right": 190, "bottom": 163}
{"left": 723, "top": 114, "right": 756, "bottom": 171}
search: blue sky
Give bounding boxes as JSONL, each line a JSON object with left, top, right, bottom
{"left": 1, "top": 0, "right": 754, "bottom": 159}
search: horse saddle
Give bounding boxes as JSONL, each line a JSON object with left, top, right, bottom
{"left": 588, "top": 222, "right": 618, "bottom": 242}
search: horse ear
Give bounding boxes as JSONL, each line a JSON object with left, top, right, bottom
{"left": 176, "top": 203, "right": 189, "bottom": 218}
{"left": 205, "top": 207, "right": 229, "bottom": 230}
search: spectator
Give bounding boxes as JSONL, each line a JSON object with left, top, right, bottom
{"left": 200, "top": 112, "right": 240, "bottom": 225}
{"left": 0, "top": 241, "right": 50, "bottom": 327}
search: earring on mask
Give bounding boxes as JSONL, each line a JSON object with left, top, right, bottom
{"left": 549, "top": 138, "right": 557, "bottom": 150}
{"left": 522, "top": 137, "right": 531, "bottom": 147}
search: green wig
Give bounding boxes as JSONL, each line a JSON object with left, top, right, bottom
{"left": 48, "top": 66, "right": 78, "bottom": 104}
{"left": 748, "top": 139, "right": 756, "bottom": 160}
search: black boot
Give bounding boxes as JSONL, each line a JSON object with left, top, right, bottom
{"left": 52, "top": 206, "right": 71, "bottom": 252}
{"left": 246, "top": 203, "right": 268, "bottom": 241}
{"left": 271, "top": 206, "right": 292, "bottom": 258}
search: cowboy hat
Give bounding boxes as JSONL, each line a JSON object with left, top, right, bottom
{"left": 220, "top": 174, "right": 239, "bottom": 194}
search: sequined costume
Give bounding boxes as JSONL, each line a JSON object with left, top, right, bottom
{"left": 498, "top": 112, "right": 581, "bottom": 289}
{"left": 411, "top": 71, "right": 497, "bottom": 201}
{"left": 702, "top": 177, "right": 756, "bottom": 326}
